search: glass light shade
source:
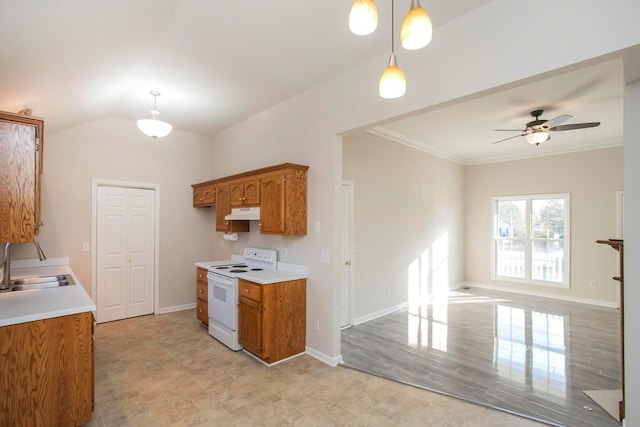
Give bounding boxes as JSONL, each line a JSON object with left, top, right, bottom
{"left": 379, "top": 54, "right": 406, "bottom": 99}
{"left": 400, "top": 1, "right": 433, "bottom": 50}
{"left": 526, "top": 131, "right": 550, "bottom": 145}
{"left": 349, "top": 0, "right": 378, "bottom": 35}
{"left": 137, "top": 111, "right": 173, "bottom": 138}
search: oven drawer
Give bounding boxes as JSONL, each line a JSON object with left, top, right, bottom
{"left": 239, "top": 279, "right": 261, "bottom": 301}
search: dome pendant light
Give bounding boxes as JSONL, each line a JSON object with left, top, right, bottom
{"left": 400, "top": 0, "right": 432, "bottom": 50}
{"left": 379, "top": 0, "right": 406, "bottom": 99}
{"left": 137, "top": 91, "right": 173, "bottom": 138}
{"left": 349, "top": 0, "right": 378, "bottom": 35}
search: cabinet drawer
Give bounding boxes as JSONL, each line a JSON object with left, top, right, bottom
{"left": 239, "top": 280, "right": 261, "bottom": 301}
{"left": 197, "top": 267, "right": 208, "bottom": 284}
{"left": 197, "top": 299, "right": 208, "bottom": 324}
{"left": 197, "top": 281, "right": 208, "bottom": 301}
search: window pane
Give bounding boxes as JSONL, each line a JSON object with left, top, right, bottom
{"left": 532, "top": 240, "right": 564, "bottom": 282}
{"left": 532, "top": 199, "right": 565, "bottom": 239}
{"left": 496, "top": 239, "right": 525, "bottom": 278}
{"left": 496, "top": 200, "right": 526, "bottom": 238}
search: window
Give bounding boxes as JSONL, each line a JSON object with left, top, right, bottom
{"left": 492, "top": 194, "right": 570, "bottom": 288}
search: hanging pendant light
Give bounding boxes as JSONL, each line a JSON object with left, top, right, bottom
{"left": 400, "top": 0, "right": 432, "bottom": 50}
{"left": 349, "top": 0, "right": 378, "bottom": 35}
{"left": 379, "top": 0, "right": 406, "bottom": 99}
{"left": 137, "top": 91, "right": 173, "bottom": 138}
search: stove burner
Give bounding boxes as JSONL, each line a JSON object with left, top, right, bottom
{"left": 216, "top": 266, "right": 229, "bottom": 269}
{"left": 251, "top": 268, "right": 263, "bottom": 271}
{"left": 232, "top": 264, "right": 247, "bottom": 268}
{"left": 229, "top": 269, "right": 248, "bottom": 273}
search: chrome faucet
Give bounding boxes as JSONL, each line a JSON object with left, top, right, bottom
{"left": 0, "top": 241, "right": 47, "bottom": 290}
{"left": 1, "top": 242, "right": 12, "bottom": 290}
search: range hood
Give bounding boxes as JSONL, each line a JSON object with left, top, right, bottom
{"left": 224, "top": 207, "right": 260, "bottom": 220}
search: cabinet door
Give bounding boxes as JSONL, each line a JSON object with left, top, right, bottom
{"left": 215, "top": 184, "right": 249, "bottom": 232}
{"left": 238, "top": 295, "right": 263, "bottom": 356}
{"left": 215, "top": 185, "right": 231, "bottom": 231}
{"left": 243, "top": 177, "right": 261, "bottom": 205}
{"left": 229, "top": 180, "right": 245, "bottom": 207}
{"left": 259, "top": 173, "right": 286, "bottom": 234}
{"left": 0, "top": 115, "right": 40, "bottom": 243}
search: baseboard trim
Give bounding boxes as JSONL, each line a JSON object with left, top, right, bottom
{"left": 156, "top": 303, "right": 196, "bottom": 315}
{"left": 353, "top": 301, "right": 410, "bottom": 326}
{"left": 305, "top": 346, "right": 341, "bottom": 367}
{"left": 462, "top": 281, "right": 619, "bottom": 309}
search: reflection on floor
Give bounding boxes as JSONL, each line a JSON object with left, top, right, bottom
{"left": 341, "top": 288, "right": 622, "bottom": 427}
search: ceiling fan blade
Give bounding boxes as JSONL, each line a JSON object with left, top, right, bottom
{"left": 491, "top": 134, "right": 525, "bottom": 144}
{"left": 549, "top": 122, "right": 601, "bottom": 131}
{"left": 493, "top": 129, "right": 525, "bottom": 132}
{"left": 547, "top": 115, "right": 572, "bottom": 127}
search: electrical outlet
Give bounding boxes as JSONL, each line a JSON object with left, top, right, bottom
{"left": 283, "top": 248, "right": 288, "bottom": 258}
{"left": 313, "top": 319, "right": 320, "bottom": 331}
{"left": 385, "top": 287, "right": 390, "bottom": 296}
{"left": 589, "top": 281, "right": 598, "bottom": 289}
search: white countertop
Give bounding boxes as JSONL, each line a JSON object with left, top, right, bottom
{"left": 237, "top": 269, "right": 307, "bottom": 285}
{"left": 0, "top": 259, "right": 96, "bottom": 327}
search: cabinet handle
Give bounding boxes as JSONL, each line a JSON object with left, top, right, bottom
{"left": 245, "top": 288, "right": 249, "bottom": 293}
{"left": 199, "top": 289, "right": 204, "bottom": 293}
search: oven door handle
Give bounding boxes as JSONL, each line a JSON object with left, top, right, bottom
{"left": 207, "top": 272, "right": 234, "bottom": 287}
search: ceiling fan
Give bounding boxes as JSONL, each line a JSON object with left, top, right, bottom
{"left": 492, "top": 109, "right": 601, "bottom": 146}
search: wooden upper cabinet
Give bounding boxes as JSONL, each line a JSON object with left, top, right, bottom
{"left": 192, "top": 183, "right": 215, "bottom": 207}
{"left": 215, "top": 184, "right": 249, "bottom": 233}
{"left": 260, "top": 167, "right": 308, "bottom": 235}
{"left": 229, "top": 177, "right": 260, "bottom": 207}
{"left": 0, "top": 111, "right": 44, "bottom": 243}
{"left": 191, "top": 163, "right": 308, "bottom": 235}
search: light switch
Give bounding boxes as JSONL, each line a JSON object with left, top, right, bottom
{"left": 320, "top": 250, "right": 330, "bottom": 264}
{"left": 314, "top": 221, "right": 321, "bottom": 233}
{"left": 82, "top": 242, "right": 90, "bottom": 252}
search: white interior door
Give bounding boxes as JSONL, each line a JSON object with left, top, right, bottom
{"left": 97, "top": 186, "right": 155, "bottom": 323}
{"left": 341, "top": 181, "right": 354, "bottom": 328}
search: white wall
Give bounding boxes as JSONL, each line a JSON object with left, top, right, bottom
{"left": 623, "top": 79, "right": 640, "bottom": 427}
{"left": 464, "top": 147, "right": 623, "bottom": 306}
{"left": 343, "top": 132, "right": 464, "bottom": 320}
{"left": 12, "top": 117, "right": 213, "bottom": 311}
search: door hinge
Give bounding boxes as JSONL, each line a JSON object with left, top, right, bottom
{"left": 259, "top": 306, "right": 264, "bottom": 313}
{"left": 35, "top": 138, "right": 40, "bottom": 151}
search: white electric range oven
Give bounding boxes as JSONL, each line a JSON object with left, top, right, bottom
{"left": 207, "top": 247, "right": 277, "bottom": 351}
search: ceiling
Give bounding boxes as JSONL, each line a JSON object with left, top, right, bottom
{"left": 370, "top": 59, "right": 625, "bottom": 165}
{"left": 0, "top": 1, "right": 625, "bottom": 164}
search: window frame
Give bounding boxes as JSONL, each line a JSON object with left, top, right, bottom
{"left": 491, "top": 193, "right": 570, "bottom": 289}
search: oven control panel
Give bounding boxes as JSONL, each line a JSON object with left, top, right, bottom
{"left": 242, "top": 247, "right": 277, "bottom": 264}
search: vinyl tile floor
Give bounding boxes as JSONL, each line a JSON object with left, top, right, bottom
{"left": 86, "top": 309, "right": 544, "bottom": 426}
{"left": 341, "top": 288, "right": 623, "bottom": 427}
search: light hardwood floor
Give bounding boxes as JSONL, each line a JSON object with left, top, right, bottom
{"left": 86, "top": 309, "right": 544, "bottom": 426}
{"left": 341, "top": 288, "right": 622, "bottom": 427}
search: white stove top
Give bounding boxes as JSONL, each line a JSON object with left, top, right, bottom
{"left": 206, "top": 248, "right": 277, "bottom": 278}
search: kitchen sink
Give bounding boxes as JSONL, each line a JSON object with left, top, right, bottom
{"left": 4, "top": 274, "right": 76, "bottom": 291}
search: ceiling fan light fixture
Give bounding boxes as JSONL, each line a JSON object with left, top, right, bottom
{"left": 526, "top": 130, "right": 550, "bottom": 145}
{"left": 379, "top": 53, "right": 406, "bottom": 99}
{"left": 400, "top": 0, "right": 432, "bottom": 50}
{"left": 349, "top": 0, "right": 378, "bottom": 35}
{"left": 137, "top": 91, "right": 173, "bottom": 138}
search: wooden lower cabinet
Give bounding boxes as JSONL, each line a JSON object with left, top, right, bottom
{"left": 196, "top": 267, "right": 208, "bottom": 325}
{"left": 238, "top": 278, "right": 306, "bottom": 364}
{"left": 0, "top": 311, "right": 94, "bottom": 426}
